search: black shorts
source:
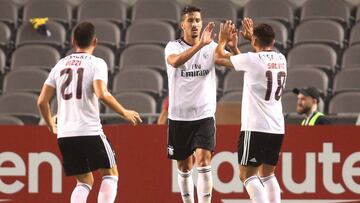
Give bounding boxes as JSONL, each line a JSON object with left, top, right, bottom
{"left": 238, "top": 131, "right": 284, "bottom": 167}
{"left": 57, "top": 135, "right": 116, "bottom": 176}
{"left": 167, "top": 117, "right": 216, "bottom": 160}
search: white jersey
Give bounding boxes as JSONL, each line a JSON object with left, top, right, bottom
{"left": 165, "top": 39, "right": 217, "bottom": 121}
{"left": 230, "top": 51, "right": 287, "bottom": 134}
{"left": 45, "top": 53, "right": 108, "bottom": 138}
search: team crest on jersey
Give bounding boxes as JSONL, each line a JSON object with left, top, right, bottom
{"left": 203, "top": 53, "right": 209, "bottom": 59}
{"left": 168, "top": 146, "right": 174, "bottom": 156}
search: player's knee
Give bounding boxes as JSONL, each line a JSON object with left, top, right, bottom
{"left": 195, "top": 157, "right": 211, "bottom": 167}
{"left": 76, "top": 173, "right": 94, "bottom": 187}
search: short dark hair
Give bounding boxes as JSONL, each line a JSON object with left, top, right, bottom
{"left": 253, "top": 23, "right": 275, "bottom": 47}
{"left": 73, "top": 22, "right": 95, "bottom": 48}
{"left": 181, "top": 5, "right": 201, "bottom": 21}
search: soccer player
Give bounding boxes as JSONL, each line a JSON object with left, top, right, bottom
{"left": 165, "top": 6, "right": 236, "bottom": 203}
{"left": 215, "top": 18, "right": 287, "bottom": 203}
{"left": 37, "top": 22, "right": 142, "bottom": 203}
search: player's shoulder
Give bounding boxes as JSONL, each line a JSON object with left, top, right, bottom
{"left": 166, "top": 38, "right": 184, "bottom": 47}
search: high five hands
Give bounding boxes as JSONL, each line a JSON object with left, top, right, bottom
{"left": 219, "top": 17, "right": 254, "bottom": 44}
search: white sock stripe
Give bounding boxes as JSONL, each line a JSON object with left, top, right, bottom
{"left": 243, "top": 176, "right": 259, "bottom": 187}
{"left": 76, "top": 183, "right": 92, "bottom": 191}
{"left": 240, "top": 131, "right": 248, "bottom": 165}
{"left": 197, "top": 167, "right": 211, "bottom": 173}
{"left": 177, "top": 169, "right": 193, "bottom": 178}
{"left": 100, "top": 135, "right": 116, "bottom": 167}
{"left": 102, "top": 175, "right": 119, "bottom": 182}
{"left": 260, "top": 174, "right": 275, "bottom": 183}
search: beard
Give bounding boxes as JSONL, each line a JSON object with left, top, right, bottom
{"left": 297, "top": 105, "right": 312, "bottom": 115}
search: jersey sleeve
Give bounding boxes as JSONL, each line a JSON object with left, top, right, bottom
{"left": 164, "top": 41, "right": 180, "bottom": 62}
{"left": 44, "top": 65, "right": 57, "bottom": 88}
{"left": 230, "top": 53, "right": 251, "bottom": 72}
{"left": 93, "top": 58, "right": 108, "bottom": 85}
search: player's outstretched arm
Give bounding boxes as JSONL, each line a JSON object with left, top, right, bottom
{"left": 93, "top": 80, "right": 142, "bottom": 125}
{"left": 37, "top": 85, "right": 57, "bottom": 134}
{"left": 167, "top": 22, "right": 215, "bottom": 68}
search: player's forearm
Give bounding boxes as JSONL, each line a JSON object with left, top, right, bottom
{"left": 229, "top": 46, "right": 240, "bottom": 55}
{"left": 167, "top": 43, "right": 204, "bottom": 68}
{"left": 215, "top": 41, "right": 234, "bottom": 68}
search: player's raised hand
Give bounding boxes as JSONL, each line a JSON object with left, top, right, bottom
{"left": 123, "top": 109, "right": 142, "bottom": 125}
{"left": 227, "top": 25, "right": 239, "bottom": 49}
{"left": 219, "top": 20, "right": 234, "bottom": 43}
{"left": 240, "top": 17, "right": 253, "bottom": 41}
{"left": 200, "top": 22, "right": 215, "bottom": 46}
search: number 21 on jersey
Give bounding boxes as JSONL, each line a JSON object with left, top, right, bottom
{"left": 60, "top": 68, "right": 84, "bottom": 100}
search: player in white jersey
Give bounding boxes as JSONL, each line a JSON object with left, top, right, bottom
{"left": 165, "top": 6, "right": 237, "bottom": 203}
{"left": 215, "top": 18, "right": 287, "bottom": 203}
{"left": 37, "top": 22, "right": 142, "bottom": 203}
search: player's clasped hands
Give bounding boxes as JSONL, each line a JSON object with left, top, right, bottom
{"left": 123, "top": 110, "right": 142, "bottom": 125}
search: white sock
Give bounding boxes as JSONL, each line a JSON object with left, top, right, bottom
{"left": 196, "top": 166, "right": 213, "bottom": 203}
{"left": 177, "top": 169, "right": 195, "bottom": 203}
{"left": 244, "top": 176, "right": 269, "bottom": 203}
{"left": 70, "top": 182, "right": 91, "bottom": 203}
{"left": 261, "top": 175, "right": 281, "bottom": 203}
{"left": 98, "top": 175, "right": 118, "bottom": 203}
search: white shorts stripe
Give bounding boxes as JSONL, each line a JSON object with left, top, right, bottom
{"left": 245, "top": 131, "right": 251, "bottom": 164}
{"left": 100, "top": 135, "right": 116, "bottom": 167}
{"left": 241, "top": 131, "right": 248, "bottom": 165}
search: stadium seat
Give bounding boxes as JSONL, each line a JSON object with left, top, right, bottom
{"left": 125, "top": 21, "right": 175, "bottom": 46}
{"left": 0, "top": 0, "right": 18, "bottom": 28}
{"left": 357, "top": 5, "right": 360, "bottom": 23}
{"left": 219, "top": 91, "right": 243, "bottom": 103}
{"left": 11, "top": 45, "right": 60, "bottom": 71}
{"left": 282, "top": 91, "right": 325, "bottom": 114}
{"left": 0, "top": 92, "right": 40, "bottom": 124}
{"left": 22, "top": 0, "right": 72, "bottom": 28}
{"left": 285, "top": 68, "right": 329, "bottom": 95}
{"left": 300, "top": 0, "right": 351, "bottom": 28}
{"left": 194, "top": 0, "right": 237, "bottom": 22}
{"left": 287, "top": 44, "right": 337, "bottom": 73}
{"left": 2, "top": 69, "right": 48, "bottom": 94}
{"left": 341, "top": 44, "right": 360, "bottom": 69}
{"left": 0, "top": 49, "right": 5, "bottom": 74}
{"left": 293, "top": 20, "right": 345, "bottom": 50}
{"left": 328, "top": 92, "right": 360, "bottom": 114}
{"left": 77, "top": 0, "right": 127, "bottom": 28}
{"left": 223, "top": 71, "right": 244, "bottom": 94}
{"left": 349, "top": 23, "right": 360, "bottom": 46}
{"left": 119, "top": 44, "right": 165, "bottom": 71}
{"left": 112, "top": 69, "right": 163, "bottom": 97}
{"left": 0, "top": 22, "right": 11, "bottom": 50}
{"left": 131, "top": 0, "right": 181, "bottom": 25}
{"left": 253, "top": 19, "right": 289, "bottom": 51}
{"left": 15, "top": 21, "right": 66, "bottom": 50}
{"left": 243, "top": 0, "right": 294, "bottom": 28}
{"left": 333, "top": 69, "right": 360, "bottom": 94}
{"left": 103, "top": 92, "right": 157, "bottom": 124}
{"left": 239, "top": 43, "right": 254, "bottom": 53}
{"left": 74, "top": 20, "right": 121, "bottom": 50}
{"left": 0, "top": 115, "right": 24, "bottom": 125}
